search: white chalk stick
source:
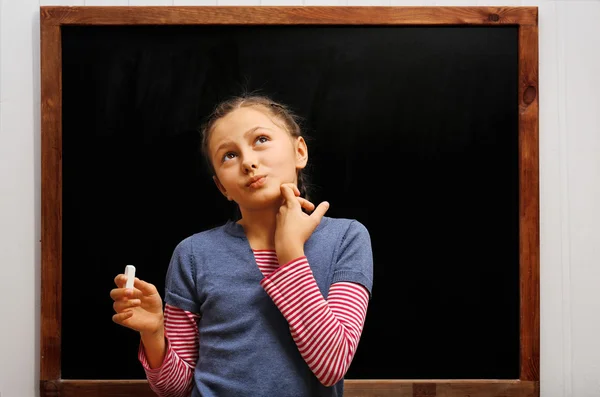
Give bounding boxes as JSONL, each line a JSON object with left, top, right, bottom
{"left": 124, "top": 265, "right": 136, "bottom": 289}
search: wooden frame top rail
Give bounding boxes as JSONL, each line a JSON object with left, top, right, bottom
{"left": 40, "top": 6, "right": 538, "bottom": 26}
{"left": 40, "top": 6, "right": 539, "bottom": 397}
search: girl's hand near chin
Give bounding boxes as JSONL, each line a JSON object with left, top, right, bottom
{"left": 274, "top": 183, "right": 329, "bottom": 265}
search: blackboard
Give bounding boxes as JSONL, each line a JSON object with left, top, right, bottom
{"left": 40, "top": 6, "right": 539, "bottom": 397}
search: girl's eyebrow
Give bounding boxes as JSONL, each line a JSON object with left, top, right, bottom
{"left": 214, "top": 140, "right": 235, "bottom": 154}
{"left": 243, "top": 126, "right": 263, "bottom": 138}
{"left": 244, "top": 125, "right": 273, "bottom": 137}
{"left": 214, "top": 126, "right": 272, "bottom": 154}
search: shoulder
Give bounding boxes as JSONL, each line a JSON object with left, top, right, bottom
{"left": 316, "top": 216, "right": 371, "bottom": 241}
{"left": 319, "top": 217, "right": 374, "bottom": 295}
{"left": 166, "top": 221, "right": 238, "bottom": 278}
{"left": 172, "top": 221, "right": 239, "bottom": 253}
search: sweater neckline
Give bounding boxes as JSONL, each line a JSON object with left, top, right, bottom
{"left": 223, "top": 217, "right": 329, "bottom": 239}
{"left": 223, "top": 219, "right": 246, "bottom": 238}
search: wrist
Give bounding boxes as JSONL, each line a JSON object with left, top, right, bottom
{"left": 140, "top": 315, "right": 164, "bottom": 340}
{"left": 140, "top": 326, "right": 164, "bottom": 342}
{"left": 275, "top": 236, "right": 305, "bottom": 264}
{"left": 140, "top": 324, "right": 167, "bottom": 370}
{"left": 276, "top": 247, "right": 305, "bottom": 266}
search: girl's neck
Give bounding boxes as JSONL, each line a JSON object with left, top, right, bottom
{"left": 237, "top": 209, "right": 278, "bottom": 250}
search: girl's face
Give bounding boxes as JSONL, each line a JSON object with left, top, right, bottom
{"left": 208, "top": 106, "right": 308, "bottom": 212}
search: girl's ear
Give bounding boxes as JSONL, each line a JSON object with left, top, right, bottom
{"left": 213, "top": 176, "right": 232, "bottom": 201}
{"left": 295, "top": 136, "right": 308, "bottom": 170}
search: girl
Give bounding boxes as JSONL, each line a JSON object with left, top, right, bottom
{"left": 110, "top": 95, "right": 373, "bottom": 397}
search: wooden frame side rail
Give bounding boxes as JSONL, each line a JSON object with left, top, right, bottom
{"left": 40, "top": 6, "right": 539, "bottom": 397}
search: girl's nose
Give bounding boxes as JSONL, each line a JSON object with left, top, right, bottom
{"left": 242, "top": 158, "right": 258, "bottom": 173}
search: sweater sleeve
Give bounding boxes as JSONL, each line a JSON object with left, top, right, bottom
{"left": 138, "top": 304, "right": 200, "bottom": 397}
{"left": 260, "top": 257, "right": 370, "bottom": 386}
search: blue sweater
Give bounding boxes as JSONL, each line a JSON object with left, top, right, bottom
{"left": 164, "top": 216, "right": 373, "bottom": 397}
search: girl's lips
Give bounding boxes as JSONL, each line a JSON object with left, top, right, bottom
{"left": 248, "top": 176, "right": 266, "bottom": 189}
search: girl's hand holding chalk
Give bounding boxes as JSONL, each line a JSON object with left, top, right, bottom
{"left": 110, "top": 267, "right": 164, "bottom": 335}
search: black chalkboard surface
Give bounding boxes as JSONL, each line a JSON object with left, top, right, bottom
{"left": 61, "top": 24, "right": 519, "bottom": 381}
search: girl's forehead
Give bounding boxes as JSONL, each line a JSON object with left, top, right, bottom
{"left": 211, "top": 107, "right": 286, "bottom": 142}
{"left": 215, "top": 106, "right": 277, "bottom": 130}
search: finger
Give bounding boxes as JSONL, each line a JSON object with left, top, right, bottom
{"left": 112, "top": 279, "right": 152, "bottom": 300}
{"left": 309, "top": 201, "right": 330, "bottom": 223}
{"left": 111, "top": 285, "right": 140, "bottom": 301}
{"left": 292, "top": 184, "right": 300, "bottom": 196}
{"left": 110, "top": 287, "right": 130, "bottom": 301}
{"left": 281, "top": 183, "right": 300, "bottom": 197}
{"left": 297, "top": 197, "right": 315, "bottom": 212}
{"left": 133, "top": 278, "right": 158, "bottom": 296}
{"left": 280, "top": 184, "right": 300, "bottom": 208}
{"left": 112, "top": 311, "right": 134, "bottom": 324}
{"left": 114, "top": 274, "right": 126, "bottom": 288}
{"left": 113, "top": 299, "right": 142, "bottom": 313}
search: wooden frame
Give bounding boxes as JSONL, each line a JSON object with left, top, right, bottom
{"left": 40, "top": 6, "right": 539, "bottom": 397}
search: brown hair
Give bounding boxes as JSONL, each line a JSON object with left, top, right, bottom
{"left": 200, "top": 94, "right": 312, "bottom": 201}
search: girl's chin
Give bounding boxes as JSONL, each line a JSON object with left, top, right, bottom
{"left": 239, "top": 192, "right": 282, "bottom": 209}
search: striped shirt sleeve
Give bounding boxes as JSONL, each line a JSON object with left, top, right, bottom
{"left": 138, "top": 304, "right": 200, "bottom": 397}
{"left": 258, "top": 254, "right": 370, "bottom": 387}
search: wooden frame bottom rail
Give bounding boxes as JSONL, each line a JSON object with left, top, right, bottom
{"left": 41, "top": 379, "right": 538, "bottom": 397}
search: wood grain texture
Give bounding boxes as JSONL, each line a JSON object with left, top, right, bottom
{"left": 40, "top": 20, "right": 62, "bottom": 383}
{"left": 47, "top": 379, "right": 539, "bottom": 397}
{"left": 518, "top": 24, "right": 540, "bottom": 383}
{"left": 40, "top": 380, "right": 61, "bottom": 397}
{"left": 39, "top": 6, "right": 537, "bottom": 26}
{"left": 60, "top": 380, "right": 155, "bottom": 397}
{"left": 344, "top": 380, "right": 538, "bottom": 396}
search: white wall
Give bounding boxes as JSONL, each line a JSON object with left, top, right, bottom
{"left": 1, "top": 0, "right": 599, "bottom": 396}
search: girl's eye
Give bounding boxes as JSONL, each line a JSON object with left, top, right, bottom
{"left": 222, "top": 152, "right": 237, "bottom": 162}
{"left": 255, "top": 136, "right": 269, "bottom": 145}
